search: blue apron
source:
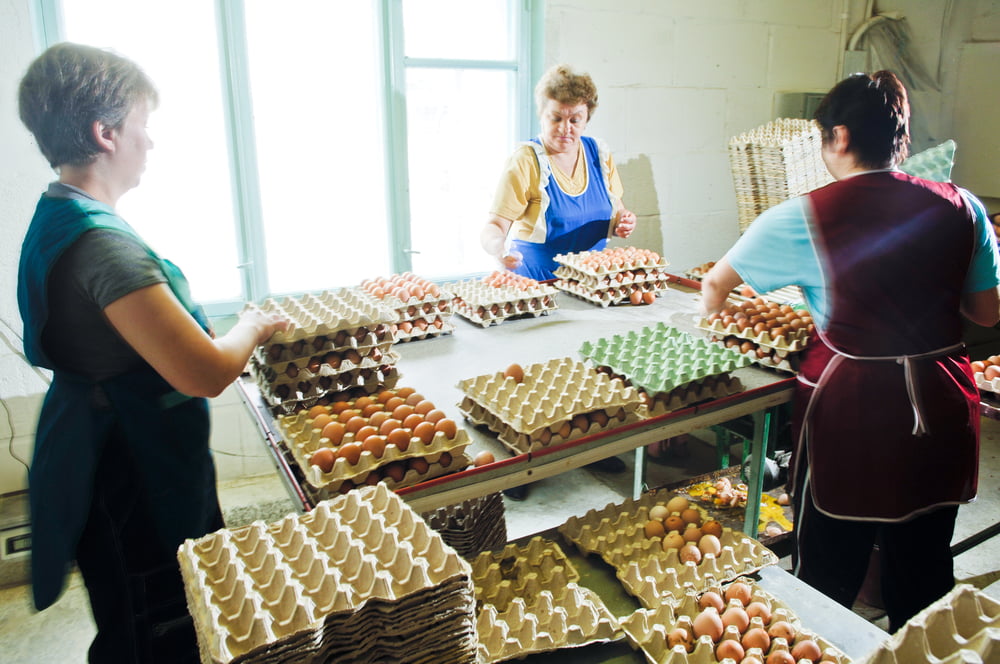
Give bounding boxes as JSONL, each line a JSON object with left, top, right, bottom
{"left": 511, "top": 135, "right": 614, "bottom": 280}
{"left": 18, "top": 195, "right": 220, "bottom": 610}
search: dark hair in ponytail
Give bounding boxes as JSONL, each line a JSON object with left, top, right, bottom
{"left": 813, "top": 70, "right": 910, "bottom": 169}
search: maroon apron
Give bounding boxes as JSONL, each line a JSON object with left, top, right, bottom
{"left": 790, "top": 171, "right": 980, "bottom": 521}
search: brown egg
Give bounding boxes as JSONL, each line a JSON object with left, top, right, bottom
{"left": 721, "top": 606, "right": 750, "bottom": 633}
{"left": 716, "top": 639, "right": 745, "bottom": 662}
{"left": 344, "top": 416, "right": 367, "bottom": 434}
{"left": 414, "top": 399, "right": 435, "bottom": 415}
{"left": 698, "top": 591, "right": 725, "bottom": 612}
{"left": 473, "top": 451, "right": 495, "bottom": 466}
{"left": 777, "top": 493, "right": 791, "bottom": 506}
{"left": 377, "top": 416, "right": 402, "bottom": 436}
{"left": 667, "top": 627, "right": 693, "bottom": 652}
{"left": 413, "top": 421, "right": 436, "bottom": 444}
{"left": 680, "top": 507, "right": 702, "bottom": 526}
{"left": 765, "top": 651, "right": 795, "bottom": 664}
{"left": 698, "top": 534, "right": 722, "bottom": 557}
{"left": 725, "top": 581, "right": 753, "bottom": 607}
{"left": 383, "top": 461, "right": 406, "bottom": 482}
{"left": 590, "top": 410, "right": 610, "bottom": 427}
{"left": 629, "top": 290, "right": 643, "bottom": 305}
{"left": 354, "top": 395, "right": 375, "bottom": 410}
{"left": 311, "top": 414, "right": 334, "bottom": 431}
{"left": 642, "top": 291, "right": 656, "bottom": 304}
{"left": 692, "top": 608, "right": 724, "bottom": 641}
{"left": 572, "top": 413, "right": 590, "bottom": 432}
{"left": 791, "top": 639, "right": 822, "bottom": 662}
{"left": 338, "top": 408, "right": 362, "bottom": 423}
{"left": 666, "top": 495, "right": 689, "bottom": 513}
{"left": 387, "top": 428, "right": 411, "bottom": 452}
{"left": 557, "top": 421, "right": 572, "bottom": 438}
{"left": 310, "top": 448, "right": 335, "bottom": 473}
{"left": 767, "top": 621, "right": 796, "bottom": 643}
{"left": 392, "top": 404, "right": 415, "bottom": 421}
{"left": 385, "top": 396, "right": 406, "bottom": 411}
{"left": 649, "top": 505, "right": 670, "bottom": 521}
{"left": 664, "top": 515, "right": 685, "bottom": 533}
{"left": 361, "top": 403, "right": 384, "bottom": 418}
{"left": 644, "top": 520, "right": 666, "bottom": 539}
{"left": 435, "top": 418, "right": 458, "bottom": 438}
{"left": 409, "top": 457, "right": 430, "bottom": 473}
{"left": 741, "top": 656, "right": 764, "bottom": 664}
{"left": 679, "top": 542, "right": 702, "bottom": 564}
{"left": 742, "top": 627, "right": 770, "bottom": 652}
{"left": 354, "top": 425, "right": 379, "bottom": 443}
{"left": 307, "top": 405, "right": 329, "bottom": 419}
{"left": 745, "top": 601, "right": 772, "bottom": 624}
{"left": 403, "top": 413, "right": 424, "bottom": 430}
{"left": 682, "top": 524, "right": 703, "bottom": 543}
{"left": 985, "top": 365, "right": 1000, "bottom": 381}
{"left": 321, "top": 421, "right": 346, "bottom": 445}
{"left": 362, "top": 435, "right": 386, "bottom": 458}
{"left": 504, "top": 363, "right": 525, "bottom": 382}
{"left": 702, "top": 519, "right": 723, "bottom": 538}
{"left": 425, "top": 409, "right": 447, "bottom": 423}
{"left": 438, "top": 451, "right": 453, "bottom": 467}
{"left": 330, "top": 400, "right": 352, "bottom": 413}
{"left": 661, "top": 532, "right": 686, "bottom": 551}
{"left": 337, "top": 442, "right": 363, "bottom": 465}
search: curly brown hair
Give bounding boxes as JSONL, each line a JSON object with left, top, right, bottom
{"left": 534, "top": 64, "right": 599, "bottom": 119}
{"left": 19, "top": 42, "right": 158, "bottom": 169}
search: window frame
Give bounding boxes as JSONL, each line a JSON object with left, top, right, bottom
{"left": 31, "top": 0, "right": 543, "bottom": 318}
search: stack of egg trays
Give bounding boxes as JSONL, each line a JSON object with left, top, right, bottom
{"left": 553, "top": 252, "right": 672, "bottom": 307}
{"left": 177, "top": 483, "right": 478, "bottom": 664}
{"left": 579, "top": 323, "right": 752, "bottom": 417}
{"left": 275, "top": 403, "right": 472, "bottom": 496}
{"left": 456, "top": 357, "right": 644, "bottom": 455}
{"left": 621, "top": 577, "right": 851, "bottom": 664}
{"left": 728, "top": 118, "right": 833, "bottom": 233}
{"left": 557, "top": 488, "right": 778, "bottom": 607}
{"left": 354, "top": 285, "right": 456, "bottom": 343}
{"left": 859, "top": 584, "right": 1000, "bottom": 664}
{"left": 247, "top": 290, "right": 400, "bottom": 413}
{"left": 697, "top": 319, "right": 806, "bottom": 375}
{"left": 446, "top": 278, "right": 559, "bottom": 327}
{"left": 471, "top": 537, "right": 622, "bottom": 663}
{"left": 420, "top": 492, "right": 508, "bottom": 560}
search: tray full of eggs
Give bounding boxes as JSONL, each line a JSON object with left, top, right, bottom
{"left": 858, "top": 583, "right": 999, "bottom": 664}
{"left": 698, "top": 298, "right": 814, "bottom": 373}
{"left": 471, "top": 537, "right": 622, "bottom": 663}
{"left": 247, "top": 290, "right": 401, "bottom": 413}
{"left": 457, "top": 358, "right": 644, "bottom": 455}
{"left": 558, "top": 491, "right": 779, "bottom": 608}
{"left": 972, "top": 354, "right": 1000, "bottom": 397}
{"left": 621, "top": 577, "right": 850, "bottom": 664}
{"left": 355, "top": 272, "right": 455, "bottom": 342}
{"left": 579, "top": 323, "right": 751, "bottom": 417}
{"left": 275, "top": 387, "right": 471, "bottom": 497}
{"left": 177, "top": 483, "right": 478, "bottom": 664}
{"left": 446, "top": 271, "right": 559, "bottom": 327}
{"left": 553, "top": 246, "right": 671, "bottom": 307}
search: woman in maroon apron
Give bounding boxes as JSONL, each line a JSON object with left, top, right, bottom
{"left": 702, "top": 71, "right": 1000, "bottom": 631}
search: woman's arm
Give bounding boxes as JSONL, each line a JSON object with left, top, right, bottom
{"left": 482, "top": 215, "right": 521, "bottom": 269}
{"left": 613, "top": 206, "right": 636, "bottom": 238}
{"left": 701, "top": 256, "right": 743, "bottom": 317}
{"left": 104, "top": 283, "right": 289, "bottom": 397}
{"left": 961, "top": 286, "right": 1000, "bottom": 328}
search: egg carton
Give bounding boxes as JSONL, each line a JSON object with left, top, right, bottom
{"left": 557, "top": 489, "right": 778, "bottom": 587}
{"left": 553, "top": 247, "right": 669, "bottom": 277}
{"left": 684, "top": 262, "right": 717, "bottom": 281}
{"left": 447, "top": 278, "right": 560, "bottom": 328}
{"left": 313, "top": 449, "right": 473, "bottom": 499}
{"left": 457, "top": 358, "right": 642, "bottom": 434}
{"left": 470, "top": 537, "right": 622, "bottom": 663}
{"left": 178, "top": 483, "right": 477, "bottom": 664}
{"left": 697, "top": 318, "right": 809, "bottom": 352}
{"left": 392, "top": 314, "right": 456, "bottom": 343}
{"left": 707, "top": 335, "right": 799, "bottom": 374}
{"left": 250, "top": 289, "right": 397, "bottom": 346}
{"left": 256, "top": 324, "right": 396, "bottom": 367}
{"left": 554, "top": 278, "right": 670, "bottom": 308}
{"left": 554, "top": 264, "right": 672, "bottom": 290}
{"left": 859, "top": 584, "right": 1000, "bottom": 664}
{"left": 639, "top": 374, "right": 745, "bottom": 418}
{"left": 253, "top": 348, "right": 401, "bottom": 388}
{"left": 421, "top": 492, "right": 508, "bottom": 560}
{"left": 258, "top": 365, "right": 402, "bottom": 415}
{"left": 974, "top": 372, "right": 1000, "bottom": 396}
{"left": 580, "top": 323, "right": 752, "bottom": 395}
{"left": 621, "top": 577, "right": 850, "bottom": 664}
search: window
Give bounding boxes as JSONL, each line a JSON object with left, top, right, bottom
{"left": 39, "top": 0, "right": 540, "bottom": 314}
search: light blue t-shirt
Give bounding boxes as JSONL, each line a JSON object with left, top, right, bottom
{"left": 726, "top": 183, "right": 1000, "bottom": 330}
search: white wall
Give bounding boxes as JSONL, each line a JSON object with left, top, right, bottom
{"left": 1, "top": 0, "right": 997, "bottom": 495}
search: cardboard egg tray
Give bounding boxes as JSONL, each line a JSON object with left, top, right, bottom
{"left": 579, "top": 323, "right": 752, "bottom": 396}
{"left": 393, "top": 313, "right": 457, "bottom": 342}
{"left": 621, "top": 577, "right": 850, "bottom": 664}
{"left": 421, "top": 492, "right": 508, "bottom": 560}
{"left": 257, "top": 365, "right": 402, "bottom": 414}
{"left": 471, "top": 537, "right": 622, "bottom": 663}
{"left": 553, "top": 247, "right": 670, "bottom": 276}
{"left": 557, "top": 489, "right": 778, "bottom": 601}
{"left": 555, "top": 275, "right": 671, "bottom": 308}
{"left": 446, "top": 278, "right": 559, "bottom": 327}
{"left": 251, "top": 289, "right": 397, "bottom": 346}
{"left": 552, "top": 247, "right": 671, "bottom": 307}
{"left": 177, "top": 483, "right": 478, "bottom": 664}
{"left": 974, "top": 371, "right": 1000, "bottom": 397}
{"left": 353, "top": 278, "right": 455, "bottom": 343}
{"left": 638, "top": 374, "right": 745, "bottom": 418}
{"left": 253, "top": 346, "right": 401, "bottom": 389}
{"left": 457, "top": 357, "right": 644, "bottom": 454}
{"left": 697, "top": 317, "right": 809, "bottom": 353}
{"left": 859, "top": 584, "right": 1000, "bottom": 664}
{"left": 707, "top": 335, "right": 799, "bottom": 374}
{"left": 275, "top": 399, "right": 472, "bottom": 494}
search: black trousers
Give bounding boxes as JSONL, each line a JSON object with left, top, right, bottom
{"left": 794, "top": 486, "right": 958, "bottom": 633}
{"left": 75, "top": 425, "right": 223, "bottom": 663}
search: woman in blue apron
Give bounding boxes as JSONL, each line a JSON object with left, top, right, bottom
{"left": 17, "top": 43, "right": 288, "bottom": 663}
{"left": 701, "top": 71, "right": 1000, "bottom": 631}
{"left": 482, "top": 64, "right": 637, "bottom": 281}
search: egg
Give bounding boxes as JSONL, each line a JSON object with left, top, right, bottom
{"left": 698, "top": 534, "right": 722, "bottom": 557}
{"left": 392, "top": 404, "right": 415, "bottom": 421}
{"left": 403, "top": 413, "right": 424, "bottom": 430}
{"left": 716, "top": 639, "right": 745, "bottom": 662}
{"left": 362, "top": 435, "right": 386, "bottom": 458}
{"left": 425, "top": 409, "right": 447, "bottom": 423}
{"left": 321, "top": 421, "right": 346, "bottom": 445}
{"left": 724, "top": 581, "right": 753, "bottom": 607}
{"left": 777, "top": 493, "right": 791, "bottom": 506}
{"left": 765, "top": 651, "right": 795, "bottom": 664}
{"left": 473, "top": 451, "right": 495, "bottom": 466}
{"left": 307, "top": 405, "right": 329, "bottom": 419}
{"left": 414, "top": 399, "right": 435, "bottom": 415}
{"left": 413, "top": 421, "right": 436, "bottom": 444}
{"left": 354, "top": 425, "right": 379, "bottom": 443}
{"left": 383, "top": 461, "right": 406, "bottom": 482}
{"left": 387, "top": 428, "right": 412, "bottom": 451}
{"left": 666, "top": 495, "right": 689, "bottom": 513}
{"left": 985, "top": 365, "right": 1000, "bottom": 381}
{"left": 721, "top": 606, "right": 750, "bottom": 633}
{"left": 648, "top": 505, "right": 670, "bottom": 521}
{"left": 310, "top": 448, "right": 336, "bottom": 473}
{"left": 337, "top": 442, "right": 363, "bottom": 465}
{"left": 661, "top": 532, "right": 686, "bottom": 552}
{"left": 742, "top": 627, "right": 770, "bottom": 652}
{"left": 791, "top": 639, "right": 822, "bottom": 661}
{"left": 629, "top": 290, "right": 643, "bottom": 305}
{"left": 379, "top": 418, "right": 403, "bottom": 436}
{"left": 644, "top": 520, "right": 666, "bottom": 539}
{"left": 435, "top": 418, "right": 458, "bottom": 438}
{"left": 679, "top": 542, "right": 702, "bottom": 564}
{"left": 767, "top": 621, "right": 796, "bottom": 643}
{"left": 504, "top": 363, "right": 525, "bottom": 382}
{"left": 745, "top": 601, "right": 772, "bottom": 624}
{"left": 692, "top": 608, "right": 724, "bottom": 641}
{"left": 680, "top": 507, "right": 703, "bottom": 525}
{"left": 311, "top": 414, "right": 334, "bottom": 431}
{"left": 409, "top": 457, "right": 430, "bottom": 473}
{"left": 741, "top": 656, "right": 764, "bottom": 664}
{"left": 682, "top": 524, "right": 703, "bottom": 543}
{"left": 666, "top": 627, "right": 693, "bottom": 652}
{"left": 590, "top": 410, "right": 610, "bottom": 427}
{"left": 702, "top": 519, "right": 723, "bottom": 538}
{"left": 698, "top": 591, "right": 725, "bottom": 612}
{"left": 665, "top": 515, "right": 685, "bottom": 533}
{"left": 345, "top": 416, "right": 367, "bottom": 434}
{"left": 642, "top": 291, "right": 656, "bottom": 304}
{"left": 438, "top": 451, "right": 453, "bottom": 467}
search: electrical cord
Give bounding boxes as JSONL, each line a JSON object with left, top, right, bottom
{"left": 0, "top": 316, "right": 49, "bottom": 472}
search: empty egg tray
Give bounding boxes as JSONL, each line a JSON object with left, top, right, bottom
{"left": 621, "top": 577, "right": 850, "bottom": 664}
{"left": 557, "top": 489, "right": 778, "bottom": 602}
{"left": 639, "top": 374, "right": 745, "bottom": 418}
{"left": 471, "top": 537, "right": 622, "bottom": 663}
{"left": 276, "top": 407, "right": 472, "bottom": 494}
{"left": 421, "top": 492, "right": 508, "bottom": 560}
{"left": 859, "top": 584, "right": 1000, "bottom": 664}
{"left": 580, "top": 323, "right": 753, "bottom": 395}
{"left": 457, "top": 357, "right": 643, "bottom": 454}
{"left": 250, "top": 289, "right": 397, "bottom": 346}
{"left": 177, "top": 483, "right": 478, "bottom": 664}
{"left": 446, "top": 279, "right": 559, "bottom": 327}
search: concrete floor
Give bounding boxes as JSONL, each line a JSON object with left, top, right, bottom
{"left": 3, "top": 419, "right": 1000, "bottom": 663}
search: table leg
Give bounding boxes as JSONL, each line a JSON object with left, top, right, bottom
{"left": 743, "top": 406, "right": 777, "bottom": 537}
{"left": 633, "top": 444, "right": 647, "bottom": 499}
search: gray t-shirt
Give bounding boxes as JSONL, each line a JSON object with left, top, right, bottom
{"left": 41, "top": 183, "right": 167, "bottom": 380}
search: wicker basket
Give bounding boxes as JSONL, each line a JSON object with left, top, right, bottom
{"left": 728, "top": 118, "right": 834, "bottom": 232}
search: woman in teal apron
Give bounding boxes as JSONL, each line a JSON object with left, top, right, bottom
{"left": 17, "top": 43, "right": 288, "bottom": 663}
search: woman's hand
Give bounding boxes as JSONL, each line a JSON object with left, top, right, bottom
{"left": 500, "top": 249, "right": 523, "bottom": 270}
{"left": 241, "top": 308, "right": 293, "bottom": 346}
{"left": 614, "top": 209, "right": 637, "bottom": 238}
